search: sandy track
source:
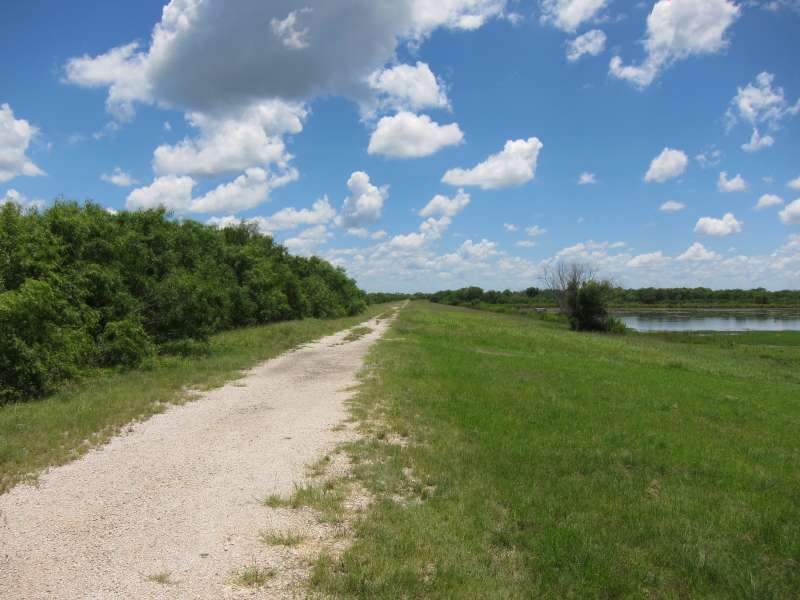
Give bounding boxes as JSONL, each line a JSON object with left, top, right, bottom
{"left": 0, "top": 312, "right": 393, "bottom": 599}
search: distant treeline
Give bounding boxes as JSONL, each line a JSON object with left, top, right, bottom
{"left": 0, "top": 202, "right": 365, "bottom": 402}
{"left": 365, "top": 292, "right": 427, "bottom": 304}
{"left": 427, "top": 286, "right": 800, "bottom": 308}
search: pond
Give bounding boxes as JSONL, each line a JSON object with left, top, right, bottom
{"left": 615, "top": 310, "right": 800, "bottom": 332}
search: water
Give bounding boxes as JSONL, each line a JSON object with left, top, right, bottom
{"left": 616, "top": 310, "right": 800, "bottom": 332}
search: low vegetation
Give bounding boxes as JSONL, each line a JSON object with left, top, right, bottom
{"left": 260, "top": 530, "right": 304, "bottom": 547}
{"left": 311, "top": 301, "right": 800, "bottom": 598}
{"left": 0, "top": 305, "right": 387, "bottom": 494}
{"left": 0, "top": 201, "right": 365, "bottom": 402}
{"left": 232, "top": 564, "right": 275, "bottom": 588}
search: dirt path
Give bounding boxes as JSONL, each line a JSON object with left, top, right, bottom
{"left": 0, "top": 311, "right": 395, "bottom": 599}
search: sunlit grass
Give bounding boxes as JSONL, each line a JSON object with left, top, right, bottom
{"left": 311, "top": 301, "right": 800, "bottom": 598}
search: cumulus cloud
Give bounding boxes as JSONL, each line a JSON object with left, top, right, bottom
{"left": 660, "top": 200, "right": 686, "bottom": 212}
{"left": 718, "top": 171, "right": 747, "bottom": 192}
{"left": 368, "top": 112, "right": 463, "bottom": 158}
{"left": 644, "top": 148, "right": 688, "bottom": 183}
{"left": 627, "top": 251, "right": 669, "bottom": 268}
{"left": 566, "top": 30, "right": 606, "bottom": 62}
{"left": 153, "top": 101, "right": 305, "bottom": 177}
{"left": 578, "top": 172, "right": 596, "bottom": 185}
{"left": 270, "top": 8, "right": 313, "bottom": 50}
{"left": 695, "top": 148, "right": 722, "bottom": 168}
{"left": 192, "top": 168, "right": 281, "bottom": 213}
{"left": 516, "top": 240, "right": 536, "bottom": 248}
{"left": 100, "top": 167, "right": 138, "bottom": 187}
{"left": 503, "top": 223, "right": 518, "bottom": 232}
{"left": 1, "top": 189, "right": 45, "bottom": 211}
{"left": 126, "top": 175, "right": 195, "bottom": 211}
{"left": 541, "top": 0, "right": 609, "bottom": 33}
{"left": 338, "top": 171, "right": 388, "bottom": 228}
{"left": 726, "top": 72, "right": 799, "bottom": 129}
{"left": 788, "top": 176, "right": 800, "bottom": 190}
{"left": 442, "top": 137, "right": 543, "bottom": 189}
{"left": 755, "top": 194, "right": 783, "bottom": 210}
{"left": 741, "top": 128, "right": 775, "bottom": 153}
{"left": 283, "top": 224, "right": 333, "bottom": 256}
{"left": 694, "top": 212, "right": 743, "bottom": 236}
{"left": 259, "top": 197, "right": 337, "bottom": 232}
{"left": 419, "top": 189, "right": 471, "bottom": 218}
{"left": 609, "top": 0, "right": 740, "bottom": 87}
{"left": 64, "top": 0, "right": 506, "bottom": 118}
{"left": 0, "top": 104, "right": 45, "bottom": 183}
{"left": 677, "top": 242, "right": 720, "bottom": 262}
{"left": 779, "top": 199, "right": 800, "bottom": 224}
{"left": 368, "top": 62, "right": 449, "bottom": 112}
{"left": 526, "top": 225, "right": 547, "bottom": 237}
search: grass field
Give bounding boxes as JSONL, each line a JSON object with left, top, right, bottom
{"left": 0, "top": 305, "right": 389, "bottom": 494}
{"left": 312, "top": 301, "right": 800, "bottom": 598}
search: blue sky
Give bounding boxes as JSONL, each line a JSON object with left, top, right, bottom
{"left": 2, "top": 0, "right": 799, "bottom": 291}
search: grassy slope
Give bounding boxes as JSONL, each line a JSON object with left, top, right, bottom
{"left": 0, "top": 305, "right": 389, "bottom": 494}
{"left": 313, "top": 301, "right": 800, "bottom": 599}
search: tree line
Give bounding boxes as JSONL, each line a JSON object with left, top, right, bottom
{"left": 0, "top": 201, "right": 366, "bottom": 403}
{"left": 427, "top": 285, "right": 800, "bottom": 308}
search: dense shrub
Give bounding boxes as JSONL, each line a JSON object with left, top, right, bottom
{"left": 0, "top": 201, "right": 366, "bottom": 402}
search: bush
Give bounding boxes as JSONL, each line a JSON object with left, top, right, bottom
{"left": 0, "top": 279, "right": 95, "bottom": 402}
{"left": 0, "top": 201, "right": 367, "bottom": 401}
{"left": 98, "top": 319, "right": 155, "bottom": 367}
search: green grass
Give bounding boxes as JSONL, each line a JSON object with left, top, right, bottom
{"left": 344, "top": 326, "right": 374, "bottom": 342}
{"left": 232, "top": 564, "right": 275, "bottom": 588}
{"left": 311, "top": 301, "right": 800, "bottom": 598}
{"left": 0, "top": 305, "right": 392, "bottom": 494}
{"left": 260, "top": 530, "right": 305, "bottom": 547}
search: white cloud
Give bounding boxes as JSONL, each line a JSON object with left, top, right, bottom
{"left": 191, "top": 167, "right": 293, "bottom": 213}
{"left": 566, "top": 30, "right": 607, "bottom": 62}
{"left": 270, "top": 8, "right": 313, "bottom": 50}
{"left": 677, "top": 242, "right": 720, "bottom": 261}
{"left": 578, "top": 171, "right": 596, "bottom": 185}
{"left": 0, "top": 104, "right": 45, "bottom": 183}
{"left": 153, "top": 101, "right": 305, "bottom": 177}
{"left": 368, "top": 62, "right": 449, "bottom": 112}
{"left": 64, "top": 1, "right": 506, "bottom": 119}
{"left": 627, "top": 251, "right": 669, "bottom": 268}
{"left": 126, "top": 175, "right": 195, "bottom": 212}
{"left": 1, "top": 189, "right": 45, "bottom": 211}
{"left": 660, "top": 200, "right": 686, "bottom": 212}
{"left": 442, "top": 137, "right": 543, "bottom": 189}
{"left": 726, "top": 72, "right": 799, "bottom": 131}
{"left": 644, "top": 148, "right": 688, "bottom": 183}
{"left": 368, "top": 112, "right": 463, "bottom": 158}
{"left": 503, "top": 223, "right": 518, "bottom": 232}
{"left": 525, "top": 225, "right": 547, "bottom": 237}
{"left": 718, "top": 171, "right": 747, "bottom": 192}
{"left": 338, "top": 171, "right": 388, "bottom": 228}
{"left": 755, "top": 194, "right": 783, "bottom": 210}
{"left": 695, "top": 149, "right": 722, "bottom": 168}
{"left": 419, "top": 189, "right": 471, "bottom": 218}
{"left": 259, "top": 197, "right": 337, "bottom": 232}
{"left": 283, "top": 224, "right": 332, "bottom": 256}
{"left": 459, "top": 238, "right": 499, "bottom": 259}
{"left": 609, "top": 0, "right": 740, "bottom": 87}
{"left": 694, "top": 212, "right": 743, "bottom": 236}
{"left": 741, "top": 128, "right": 775, "bottom": 153}
{"left": 788, "top": 176, "right": 800, "bottom": 190}
{"left": 100, "top": 167, "right": 138, "bottom": 187}
{"left": 541, "top": 0, "right": 609, "bottom": 32}
{"left": 779, "top": 199, "right": 800, "bottom": 225}
{"left": 516, "top": 240, "right": 537, "bottom": 248}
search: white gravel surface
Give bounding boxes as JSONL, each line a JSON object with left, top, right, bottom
{"left": 0, "top": 313, "right": 393, "bottom": 599}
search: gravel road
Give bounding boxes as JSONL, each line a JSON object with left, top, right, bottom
{"left": 0, "top": 312, "right": 393, "bottom": 599}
